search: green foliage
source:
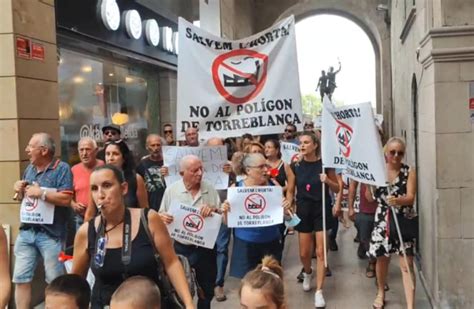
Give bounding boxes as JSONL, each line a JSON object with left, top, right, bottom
{"left": 301, "top": 93, "right": 322, "bottom": 117}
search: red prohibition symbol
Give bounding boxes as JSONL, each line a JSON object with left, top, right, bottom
{"left": 24, "top": 196, "right": 38, "bottom": 212}
{"left": 244, "top": 193, "right": 266, "bottom": 215}
{"left": 211, "top": 49, "right": 268, "bottom": 105}
{"left": 183, "top": 214, "right": 204, "bottom": 233}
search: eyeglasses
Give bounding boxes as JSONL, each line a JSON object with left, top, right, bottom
{"left": 164, "top": 130, "right": 173, "bottom": 134}
{"left": 304, "top": 124, "right": 314, "bottom": 128}
{"left": 389, "top": 150, "right": 404, "bottom": 157}
{"left": 284, "top": 129, "right": 295, "bottom": 133}
{"left": 248, "top": 164, "right": 270, "bottom": 170}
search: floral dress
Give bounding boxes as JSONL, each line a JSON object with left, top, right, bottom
{"left": 368, "top": 164, "right": 417, "bottom": 258}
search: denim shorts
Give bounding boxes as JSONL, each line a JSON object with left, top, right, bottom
{"left": 13, "top": 228, "right": 65, "bottom": 283}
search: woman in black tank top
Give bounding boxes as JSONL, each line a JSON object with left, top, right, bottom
{"left": 84, "top": 140, "right": 148, "bottom": 221}
{"left": 71, "top": 165, "right": 194, "bottom": 308}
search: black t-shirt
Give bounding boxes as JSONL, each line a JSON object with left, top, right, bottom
{"left": 291, "top": 159, "right": 332, "bottom": 206}
{"left": 136, "top": 158, "right": 166, "bottom": 211}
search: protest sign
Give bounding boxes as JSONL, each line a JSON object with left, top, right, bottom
{"left": 167, "top": 202, "right": 221, "bottom": 249}
{"left": 177, "top": 16, "right": 303, "bottom": 140}
{"left": 20, "top": 188, "right": 57, "bottom": 224}
{"left": 163, "top": 145, "right": 229, "bottom": 189}
{"left": 280, "top": 141, "right": 300, "bottom": 165}
{"left": 321, "top": 97, "right": 388, "bottom": 186}
{"left": 227, "top": 186, "right": 283, "bottom": 228}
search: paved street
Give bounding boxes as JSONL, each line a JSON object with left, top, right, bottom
{"left": 212, "top": 222, "right": 431, "bottom": 308}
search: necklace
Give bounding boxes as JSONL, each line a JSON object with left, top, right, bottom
{"left": 105, "top": 219, "right": 124, "bottom": 233}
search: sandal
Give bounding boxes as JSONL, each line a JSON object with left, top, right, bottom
{"left": 372, "top": 293, "right": 385, "bottom": 309}
{"left": 366, "top": 264, "right": 376, "bottom": 278}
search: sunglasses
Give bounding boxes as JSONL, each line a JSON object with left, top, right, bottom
{"left": 164, "top": 130, "right": 173, "bottom": 134}
{"left": 389, "top": 150, "right": 404, "bottom": 157}
{"left": 284, "top": 129, "right": 295, "bottom": 133}
{"left": 104, "top": 130, "right": 119, "bottom": 136}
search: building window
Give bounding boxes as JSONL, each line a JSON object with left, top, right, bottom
{"left": 58, "top": 48, "right": 161, "bottom": 165}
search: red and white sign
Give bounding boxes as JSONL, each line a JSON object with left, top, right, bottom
{"left": 31, "top": 43, "right": 45, "bottom": 61}
{"left": 20, "top": 187, "right": 56, "bottom": 224}
{"left": 166, "top": 202, "right": 221, "bottom": 249}
{"left": 16, "top": 37, "right": 31, "bottom": 59}
{"left": 177, "top": 16, "right": 302, "bottom": 140}
{"left": 227, "top": 186, "right": 283, "bottom": 228}
{"left": 321, "top": 97, "right": 388, "bottom": 186}
{"left": 280, "top": 141, "right": 300, "bottom": 165}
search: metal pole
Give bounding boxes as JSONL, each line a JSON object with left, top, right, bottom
{"left": 322, "top": 169, "right": 327, "bottom": 268}
{"left": 390, "top": 205, "right": 415, "bottom": 290}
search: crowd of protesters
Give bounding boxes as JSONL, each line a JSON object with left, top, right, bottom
{"left": 4, "top": 119, "right": 418, "bottom": 309}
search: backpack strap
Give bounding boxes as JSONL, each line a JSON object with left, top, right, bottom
{"left": 140, "top": 208, "right": 160, "bottom": 259}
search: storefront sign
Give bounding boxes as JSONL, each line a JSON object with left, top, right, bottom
{"left": 124, "top": 9, "right": 142, "bottom": 39}
{"left": 227, "top": 186, "right": 284, "bottom": 228}
{"left": 167, "top": 202, "right": 221, "bottom": 249}
{"left": 31, "top": 43, "right": 45, "bottom": 61}
{"left": 163, "top": 146, "right": 229, "bottom": 190}
{"left": 144, "top": 19, "right": 160, "bottom": 46}
{"left": 16, "top": 37, "right": 31, "bottom": 59}
{"left": 99, "top": 0, "right": 121, "bottom": 31}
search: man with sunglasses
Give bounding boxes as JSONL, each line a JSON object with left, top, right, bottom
{"left": 282, "top": 123, "right": 299, "bottom": 145}
{"left": 163, "top": 123, "right": 176, "bottom": 146}
{"left": 97, "top": 124, "right": 121, "bottom": 161}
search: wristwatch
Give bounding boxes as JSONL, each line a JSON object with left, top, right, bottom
{"left": 41, "top": 190, "right": 47, "bottom": 201}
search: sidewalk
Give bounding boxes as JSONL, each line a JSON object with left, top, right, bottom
{"left": 212, "top": 223, "right": 431, "bottom": 308}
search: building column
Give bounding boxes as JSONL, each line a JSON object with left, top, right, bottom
{"left": 0, "top": 0, "right": 59, "bottom": 305}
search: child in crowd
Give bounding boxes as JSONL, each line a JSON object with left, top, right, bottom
{"left": 239, "top": 256, "right": 287, "bottom": 309}
{"left": 45, "top": 274, "right": 90, "bottom": 309}
{"left": 110, "top": 276, "right": 161, "bottom": 309}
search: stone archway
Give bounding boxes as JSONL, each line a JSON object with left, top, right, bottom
{"left": 251, "top": 0, "right": 392, "bottom": 134}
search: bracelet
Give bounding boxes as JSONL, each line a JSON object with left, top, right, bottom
{"left": 41, "top": 190, "right": 47, "bottom": 201}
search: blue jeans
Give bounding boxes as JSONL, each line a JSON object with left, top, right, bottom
{"left": 13, "top": 228, "right": 65, "bottom": 283}
{"left": 215, "top": 224, "right": 231, "bottom": 287}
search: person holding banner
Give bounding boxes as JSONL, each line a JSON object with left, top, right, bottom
{"left": 85, "top": 140, "right": 148, "bottom": 220}
{"left": 366, "top": 137, "right": 417, "bottom": 309}
{"left": 290, "top": 132, "right": 339, "bottom": 308}
{"left": 225, "top": 153, "right": 291, "bottom": 279}
{"left": 72, "top": 164, "right": 194, "bottom": 308}
{"left": 12, "top": 133, "right": 74, "bottom": 309}
{"left": 159, "top": 155, "right": 221, "bottom": 309}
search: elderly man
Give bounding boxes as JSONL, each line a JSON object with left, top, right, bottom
{"left": 159, "top": 155, "right": 221, "bottom": 309}
{"left": 12, "top": 133, "right": 73, "bottom": 309}
{"left": 71, "top": 137, "right": 104, "bottom": 231}
{"left": 184, "top": 127, "right": 200, "bottom": 147}
{"left": 97, "top": 123, "right": 121, "bottom": 161}
{"left": 136, "top": 134, "right": 167, "bottom": 211}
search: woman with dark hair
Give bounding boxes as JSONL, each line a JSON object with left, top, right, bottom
{"left": 85, "top": 140, "right": 148, "bottom": 221}
{"left": 366, "top": 137, "right": 417, "bottom": 309}
{"left": 264, "top": 139, "right": 295, "bottom": 195}
{"left": 290, "top": 132, "right": 339, "bottom": 308}
{"left": 72, "top": 165, "right": 194, "bottom": 308}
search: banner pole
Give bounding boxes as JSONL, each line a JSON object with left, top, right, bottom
{"left": 388, "top": 184, "right": 415, "bottom": 290}
{"left": 322, "top": 167, "right": 327, "bottom": 268}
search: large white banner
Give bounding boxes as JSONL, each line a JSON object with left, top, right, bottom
{"left": 321, "top": 97, "right": 388, "bottom": 186}
{"left": 163, "top": 146, "right": 229, "bottom": 190}
{"left": 167, "top": 202, "right": 222, "bottom": 249}
{"left": 177, "top": 16, "right": 303, "bottom": 140}
{"left": 227, "top": 186, "right": 283, "bottom": 228}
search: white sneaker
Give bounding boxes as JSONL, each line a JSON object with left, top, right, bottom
{"left": 302, "top": 269, "right": 313, "bottom": 292}
{"left": 314, "top": 290, "right": 326, "bottom": 308}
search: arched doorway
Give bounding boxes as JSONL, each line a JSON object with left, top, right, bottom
{"left": 253, "top": 0, "right": 392, "bottom": 134}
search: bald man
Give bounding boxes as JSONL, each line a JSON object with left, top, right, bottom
{"left": 136, "top": 134, "right": 167, "bottom": 211}
{"left": 110, "top": 276, "right": 161, "bottom": 309}
{"left": 159, "top": 155, "right": 221, "bottom": 309}
{"left": 184, "top": 127, "right": 200, "bottom": 147}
